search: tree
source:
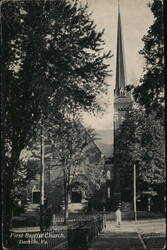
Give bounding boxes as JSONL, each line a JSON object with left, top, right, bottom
{"left": 45, "top": 115, "right": 105, "bottom": 224}
{"left": 125, "top": 0, "right": 165, "bottom": 209}
{"left": 1, "top": 0, "right": 111, "bottom": 245}
{"left": 133, "top": 0, "right": 164, "bottom": 117}
{"left": 20, "top": 114, "right": 105, "bottom": 223}
{"left": 114, "top": 107, "right": 165, "bottom": 201}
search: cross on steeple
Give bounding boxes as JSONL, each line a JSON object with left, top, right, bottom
{"left": 115, "top": 0, "right": 126, "bottom": 96}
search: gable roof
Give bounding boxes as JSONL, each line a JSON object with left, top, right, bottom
{"left": 94, "top": 129, "right": 113, "bottom": 158}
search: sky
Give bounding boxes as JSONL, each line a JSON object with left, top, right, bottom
{"left": 81, "top": 0, "right": 154, "bottom": 132}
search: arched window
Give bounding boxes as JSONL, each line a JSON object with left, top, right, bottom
{"left": 107, "top": 187, "right": 110, "bottom": 199}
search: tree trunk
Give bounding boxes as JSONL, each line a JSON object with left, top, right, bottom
{"left": 2, "top": 167, "right": 14, "bottom": 247}
{"left": 64, "top": 190, "right": 69, "bottom": 225}
{"left": 2, "top": 151, "right": 19, "bottom": 247}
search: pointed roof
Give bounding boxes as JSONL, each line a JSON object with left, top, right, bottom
{"left": 115, "top": 3, "right": 126, "bottom": 96}
{"left": 95, "top": 129, "right": 113, "bottom": 158}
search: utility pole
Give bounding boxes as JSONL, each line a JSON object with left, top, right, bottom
{"left": 134, "top": 163, "right": 137, "bottom": 221}
{"left": 48, "top": 155, "right": 52, "bottom": 185}
{"left": 40, "top": 120, "right": 45, "bottom": 232}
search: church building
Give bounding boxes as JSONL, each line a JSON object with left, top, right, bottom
{"left": 92, "top": 3, "right": 133, "bottom": 210}
{"left": 112, "top": 4, "right": 132, "bottom": 205}
{"left": 23, "top": 3, "right": 133, "bottom": 212}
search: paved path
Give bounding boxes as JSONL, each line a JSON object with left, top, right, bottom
{"left": 89, "top": 220, "right": 166, "bottom": 249}
{"left": 90, "top": 222, "right": 144, "bottom": 249}
{"left": 105, "top": 219, "right": 166, "bottom": 234}
{"left": 89, "top": 231, "right": 145, "bottom": 249}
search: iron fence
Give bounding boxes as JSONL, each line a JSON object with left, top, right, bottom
{"left": 10, "top": 214, "right": 104, "bottom": 249}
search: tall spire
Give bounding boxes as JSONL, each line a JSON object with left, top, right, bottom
{"left": 115, "top": 1, "right": 126, "bottom": 96}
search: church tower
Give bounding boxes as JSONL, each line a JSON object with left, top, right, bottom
{"left": 114, "top": 3, "right": 132, "bottom": 130}
{"left": 113, "top": 2, "right": 132, "bottom": 205}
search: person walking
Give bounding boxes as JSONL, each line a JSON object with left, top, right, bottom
{"left": 116, "top": 207, "right": 122, "bottom": 228}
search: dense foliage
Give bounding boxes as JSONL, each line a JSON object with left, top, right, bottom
{"left": 44, "top": 115, "right": 105, "bottom": 223}
{"left": 133, "top": 0, "right": 164, "bottom": 117}
{"left": 1, "top": 0, "right": 111, "bottom": 243}
{"left": 114, "top": 0, "right": 165, "bottom": 208}
{"left": 114, "top": 108, "right": 165, "bottom": 200}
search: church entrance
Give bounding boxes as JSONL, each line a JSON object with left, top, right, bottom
{"left": 32, "top": 191, "right": 40, "bottom": 203}
{"left": 71, "top": 191, "right": 82, "bottom": 203}
{"left": 32, "top": 184, "right": 40, "bottom": 203}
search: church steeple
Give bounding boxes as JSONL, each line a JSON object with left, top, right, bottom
{"left": 113, "top": 0, "right": 133, "bottom": 208}
{"left": 113, "top": 0, "right": 132, "bottom": 129}
{"left": 115, "top": 2, "right": 126, "bottom": 96}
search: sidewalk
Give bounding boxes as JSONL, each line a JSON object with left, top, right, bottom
{"left": 89, "top": 220, "right": 166, "bottom": 249}
{"left": 105, "top": 219, "right": 166, "bottom": 234}
{"left": 89, "top": 230, "right": 144, "bottom": 249}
